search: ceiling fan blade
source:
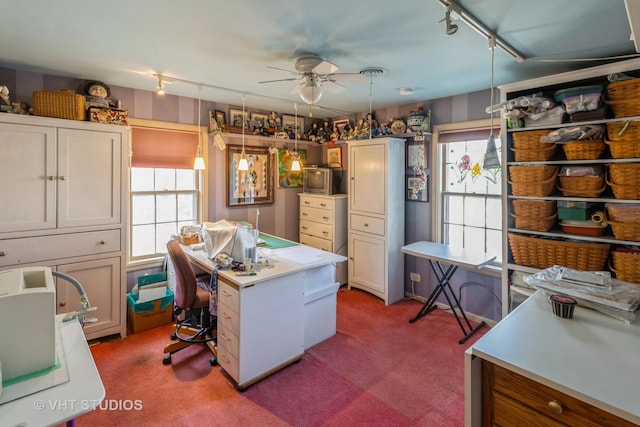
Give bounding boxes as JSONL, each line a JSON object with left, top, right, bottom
{"left": 259, "top": 77, "right": 300, "bottom": 84}
{"left": 313, "top": 60, "right": 339, "bottom": 75}
{"left": 328, "top": 73, "right": 367, "bottom": 83}
{"left": 266, "top": 65, "right": 299, "bottom": 76}
{"left": 323, "top": 80, "right": 345, "bottom": 94}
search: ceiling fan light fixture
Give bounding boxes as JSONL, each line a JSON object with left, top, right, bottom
{"left": 399, "top": 87, "right": 415, "bottom": 96}
{"left": 299, "top": 75, "right": 322, "bottom": 104}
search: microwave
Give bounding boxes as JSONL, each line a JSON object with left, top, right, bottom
{"left": 302, "top": 167, "right": 341, "bottom": 195}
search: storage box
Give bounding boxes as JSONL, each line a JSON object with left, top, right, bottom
{"left": 558, "top": 205, "right": 599, "bottom": 220}
{"left": 88, "top": 107, "right": 128, "bottom": 125}
{"left": 32, "top": 89, "right": 86, "bottom": 120}
{"left": 127, "top": 287, "right": 174, "bottom": 333}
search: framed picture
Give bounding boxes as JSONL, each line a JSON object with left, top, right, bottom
{"left": 226, "top": 145, "right": 274, "bottom": 206}
{"left": 333, "top": 119, "right": 349, "bottom": 132}
{"left": 277, "top": 149, "right": 308, "bottom": 188}
{"left": 229, "top": 108, "right": 249, "bottom": 128}
{"left": 215, "top": 110, "right": 226, "bottom": 128}
{"left": 327, "top": 146, "right": 342, "bottom": 168}
{"left": 282, "top": 114, "right": 305, "bottom": 134}
{"left": 250, "top": 112, "right": 268, "bottom": 129}
{"left": 407, "top": 142, "right": 426, "bottom": 168}
{"left": 406, "top": 175, "right": 429, "bottom": 202}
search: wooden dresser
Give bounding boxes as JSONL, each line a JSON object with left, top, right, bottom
{"left": 465, "top": 291, "right": 640, "bottom": 426}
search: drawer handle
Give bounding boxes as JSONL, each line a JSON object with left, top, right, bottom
{"left": 364, "top": 223, "right": 369, "bottom": 227}
{"left": 320, "top": 203, "right": 327, "bottom": 207}
{"left": 322, "top": 216, "right": 329, "bottom": 220}
{"left": 221, "top": 311, "right": 231, "bottom": 319}
{"left": 221, "top": 332, "right": 231, "bottom": 341}
{"left": 220, "top": 355, "right": 231, "bottom": 364}
{"left": 302, "top": 226, "right": 308, "bottom": 230}
{"left": 547, "top": 400, "right": 563, "bottom": 414}
{"left": 221, "top": 290, "right": 231, "bottom": 297}
{"left": 58, "top": 176, "right": 67, "bottom": 181}
{"left": 304, "top": 201, "right": 310, "bottom": 205}
{"left": 0, "top": 251, "right": 5, "bottom": 257}
{"left": 322, "top": 231, "right": 329, "bottom": 236}
{"left": 302, "top": 212, "right": 308, "bottom": 216}
{"left": 59, "top": 302, "right": 66, "bottom": 307}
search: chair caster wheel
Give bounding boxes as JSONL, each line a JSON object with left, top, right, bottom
{"left": 170, "top": 333, "right": 177, "bottom": 340}
{"left": 210, "top": 357, "right": 217, "bottom": 366}
{"left": 163, "top": 354, "right": 171, "bottom": 365}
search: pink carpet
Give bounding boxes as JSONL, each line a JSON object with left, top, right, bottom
{"left": 70, "top": 287, "right": 487, "bottom": 426}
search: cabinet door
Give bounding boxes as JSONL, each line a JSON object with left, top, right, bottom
{"left": 57, "top": 128, "right": 121, "bottom": 228}
{"left": 56, "top": 257, "right": 121, "bottom": 339}
{"left": 349, "top": 144, "right": 386, "bottom": 215}
{"left": 0, "top": 123, "right": 56, "bottom": 233}
{"left": 349, "top": 232, "right": 386, "bottom": 294}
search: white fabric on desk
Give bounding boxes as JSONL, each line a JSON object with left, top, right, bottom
{"left": 201, "top": 220, "right": 257, "bottom": 262}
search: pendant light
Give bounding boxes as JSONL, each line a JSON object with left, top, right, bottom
{"left": 291, "top": 102, "right": 301, "bottom": 171}
{"left": 193, "top": 85, "right": 205, "bottom": 170}
{"left": 238, "top": 95, "right": 249, "bottom": 171}
{"left": 483, "top": 37, "right": 501, "bottom": 171}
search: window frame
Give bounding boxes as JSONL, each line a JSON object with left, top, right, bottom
{"left": 127, "top": 118, "right": 208, "bottom": 270}
{"left": 431, "top": 118, "right": 503, "bottom": 273}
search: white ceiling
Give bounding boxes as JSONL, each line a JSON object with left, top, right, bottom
{"left": 1, "top": 0, "right": 638, "bottom": 119}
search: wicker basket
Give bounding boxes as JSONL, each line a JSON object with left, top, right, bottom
{"left": 509, "top": 144, "right": 556, "bottom": 162}
{"left": 605, "top": 139, "right": 640, "bottom": 158}
{"left": 508, "top": 165, "right": 558, "bottom": 182}
{"left": 607, "top": 78, "right": 640, "bottom": 101}
{"left": 606, "top": 175, "right": 640, "bottom": 199}
{"left": 610, "top": 251, "right": 640, "bottom": 283}
{"left": 510, "top": 212, "right": 556, "bottom": 232}
{"left": 607, "top": 163, "right": 640, "bottom": 184}
{"left": 608, "top": 220, "right": 640, "bottom": 241}
{"left": 508, "top": 233, "right": 610, "bottom": 271}
{"left": 606, "top": 121, "right": 640, "bottom": 142}
{"left": 606, "top": 98, "right": 640, "bottom": 118}
{"left": 561, "top": 139, "right": 605, "bottom": 160}
{"left": 512, "top": 199, "right": 557, "bottom": 217}
{"left": 512, "top": 130, "right": 551, "bottom": 149}
{"left": 509, "top": 174, "right": 557, "bottom": 197}
{"left": 32, "top": 90, "right": 86, "bottom": 121}
{"left": 557, "top": 175, "right": 606, "bottom": 197}
{"left": 606, "top": 203, "right": 640, "bottom": 222}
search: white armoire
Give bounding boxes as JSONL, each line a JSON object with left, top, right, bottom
{"left": 0, "top": 113, "right": 129, "bottom": 340}
{"left": 347, "top": 137, "right": 405, "bottom": 305}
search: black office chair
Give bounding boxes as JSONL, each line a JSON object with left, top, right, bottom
{"left": 163, "top": 240, "right": 217, "bottom": 366}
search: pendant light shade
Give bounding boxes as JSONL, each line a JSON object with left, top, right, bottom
{"left": 291, "top": 102, "right": 301, "bottom": 171}
{"left": 193, "top": 86, "right": 205, "bottom": 170}
{"left": 483, "top": 37, "right": 501, "bottom": 171}
{"left": 238, "top": 95, "right": 249, "bottom": 171}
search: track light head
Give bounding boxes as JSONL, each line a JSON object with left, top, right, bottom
{"left": 156, "top": 76, "right": 165, "bottom": 95}
{"left": 444, "top": 7, "right": 458, "bottom": 35}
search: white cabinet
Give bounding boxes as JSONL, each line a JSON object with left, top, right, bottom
{"left": 298, "top": 193, "right": 348, "bottom": 284}
{"left": 500, "top": 58, "right": 640, "bottom": 318}
{"left": 347, "top": 137, "right": 405, "bottom": 305}
{"left": 0, "top": 114, "right": 129, "bottom": 340}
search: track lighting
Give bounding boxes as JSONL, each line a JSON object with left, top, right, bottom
{"left": 156, "top": 76, "right": 165, "bottom": 95}
{"left": 439, "top": 6, "right": 458, "bottom": 35}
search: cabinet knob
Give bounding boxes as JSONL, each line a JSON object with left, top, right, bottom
{"left": 322, "top": 216, "right": 329, "bottom": 221}
{"left": 59, "top": 302, "right": 67, "bottom": 307}
{"left": 0, "top": 251, "right": 5, "bottom": 257}
{"left": 302, "top": 212, "right": 308, "bottom": 216}
{"left": 320, "top": 203, "right": 327, "bottom": 207}
{"left": 364, "top": 223, "right": 369, "bottom": 227}
{"left": 99, "top": 240, "right": 106, "bottom": 245}
{"left": 304, "top": 201, "right": 310, "bottom": 205}
{"left": 48, "top": 176, "right": 56, "bottom": 181}
{"left": 58, "top": 176, "right": 67, "bottom": 181}
{"left": 547, "top": 400, "right": 563, "bottom": 414}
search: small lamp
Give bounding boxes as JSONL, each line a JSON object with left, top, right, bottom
{"left": 291, "top": 103, "right": 301, "bottom": 171}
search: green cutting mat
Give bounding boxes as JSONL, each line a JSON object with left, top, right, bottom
{"left": 259, "top": 233, "right": 298, "bottom": 249}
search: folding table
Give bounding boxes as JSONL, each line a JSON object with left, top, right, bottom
{"left": 401, "top": 241, "right": 496, "bottom": 344}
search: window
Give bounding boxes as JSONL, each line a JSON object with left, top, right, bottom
{"left": 128, "top": 119, "right": 206, "bottom": 265}
{"left": 434, "top": 120, "right": 502, "bottom": 265}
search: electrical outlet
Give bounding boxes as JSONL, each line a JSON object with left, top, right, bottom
{"left": 410, "top": 272, "right": 421, "bottom": 282}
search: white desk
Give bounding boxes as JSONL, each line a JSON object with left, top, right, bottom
{"left": 401, "top": 241, "right": 495, "bottom": 344}
{"left": 0, "top": 316, "right": 105, "bottom": 427}
{"left": 184, "top": 241, "right": 346, "bottom": 389}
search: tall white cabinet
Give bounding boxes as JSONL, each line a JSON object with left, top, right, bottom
{"left": 347, "top": 137, "right": 405, "bottom": 305}
{"left": 0, "top": 114, "right": 129, "bottom": 340}
{"left": 298, "top": 193, "right": 348, "bottom": 284}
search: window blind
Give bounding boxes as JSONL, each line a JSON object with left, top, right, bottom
{"left": 437, "top": 127, "right": 497, "bottom": 144}
{"left": 131, "top": 127, "right": 198, "bottom": 169}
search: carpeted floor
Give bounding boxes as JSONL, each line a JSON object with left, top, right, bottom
{"left": 71, "top": 286, "right": 488, "bottom": 426}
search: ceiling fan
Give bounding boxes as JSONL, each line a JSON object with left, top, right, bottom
{"left": 259, "top": 53, "right": 366, "bottom": 105}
